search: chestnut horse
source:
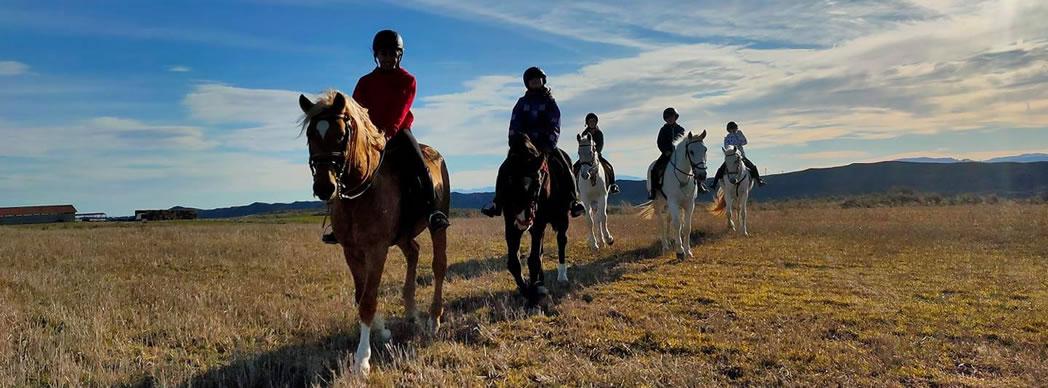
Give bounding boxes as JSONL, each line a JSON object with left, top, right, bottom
{"left": 298, "top": 90, "right": 449, "bottom": 375}
{"left": 498, "top": 134, "right": 572, "bottom": 306}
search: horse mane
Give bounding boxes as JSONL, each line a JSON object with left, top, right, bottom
{"left": 299, "top": 89, "right": 386, "bottom": 183}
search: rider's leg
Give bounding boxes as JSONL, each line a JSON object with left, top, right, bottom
{"left": 554, "top": 149, "right": 585, "bottom": 217}
{"left": 711, "top": 163, "right": 726, "bottom": 191}
{"left": 600, "top": 155, "right": 619, "bottom": 193}
{"left": 401, "top": 130, "right": 449, "bottom": 230}
{"left": 743, "top": 157, "right": 765, "bottom": 186}
{"left": 481, "top": 159, "right": 510, "bottom": 217}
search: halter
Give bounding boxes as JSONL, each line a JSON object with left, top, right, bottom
{"left": 577, "top": 140, "right": 599, "bottom": 184}
{"left": 670, "top": 138, "right": 707, "bottom": 186}
{"left": 307, "top": 112, "right": 385, "bottom": 200}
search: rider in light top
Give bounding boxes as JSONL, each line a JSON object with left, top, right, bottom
{"left": 710, "top": 121, "right": 766, "bottom": 191}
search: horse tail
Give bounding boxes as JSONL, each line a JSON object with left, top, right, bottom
{"left": 634, "top": 200, "right": 656, "bottom": 220}
{"left": 709, "top": 188, "right": 726, "bottom": 216}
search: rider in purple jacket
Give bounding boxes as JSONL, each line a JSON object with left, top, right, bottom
{"left": 482, "top": 67, "right": 585, "bottom": 218}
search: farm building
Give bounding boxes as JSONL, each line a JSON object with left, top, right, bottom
{"left": 75, "top": 212, "right": 108, "bottom": 222}
{"left": 0, "top": 205, "right": 77, "bottom": 225}
{"left": 135, "top": 209, "right": 197, "bottom": 221}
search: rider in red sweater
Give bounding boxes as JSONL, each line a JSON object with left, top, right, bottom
{"left": 322, "top": 30, "right": 449, "bottom": 244}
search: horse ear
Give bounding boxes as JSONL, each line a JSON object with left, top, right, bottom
{"left": 577, "top": 133, "right": 582, "bottom": 143}
{"left": 698, "top": 129, "right": 707, "bottom": 140}
{"left": 298, "top": 94, "right": 314, "bottom": 113}
{"left": 332, "top": 92, "right": 347, "bottom": 112}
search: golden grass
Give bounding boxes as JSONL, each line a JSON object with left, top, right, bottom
{"left": 1, "top": 204, "right": 1046, "bottom": 386}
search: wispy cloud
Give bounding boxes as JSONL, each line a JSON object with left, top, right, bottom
{"left": 0, "top": 60, "right": 29, "bottom": 76}
{"left": 409, "top": 0, "right": 1048, "bottom": 177}
{"left": 0, "top": 117, "right": 214, "bottom": 158}
{"left": 168, "top": 65, "right": 192, "bottom": 73}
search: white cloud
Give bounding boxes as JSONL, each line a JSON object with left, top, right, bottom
{"left": 407, "top": 0, "right": 1048, "bottom": 181}
{"left": 168, "top": 65, "right": 191, "bottom": 72}
{"left": 183, "top": 83, "right": 318, "bottom": 152}
{"left": 0, "top": 117, "right": 214, "bottom": 158}
{"left": 0, "top": 60, "right": 29, "bottom": 76}
{"left": 795, "top": 150, "right": 873, "bottom": 160}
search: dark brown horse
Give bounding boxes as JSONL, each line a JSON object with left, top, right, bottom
{"left": 298, "top": 90, "right": 449, "bottom": 375}
{"left": 498, "top": 134, "right": 572, "bottom": 306}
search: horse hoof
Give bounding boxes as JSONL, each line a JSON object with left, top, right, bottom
{"left": 676, "top": 252, "right": 686, "bottom": 261}
{"left": 607, "top": 238, "right": 615, "bottom": 246}
{"left": 557, "top": 264, "right": 569, "bottom": 282}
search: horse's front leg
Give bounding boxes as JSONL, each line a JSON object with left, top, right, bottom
{"left": 741, "top": 185, "right": 750, "bottom": 237}
{"left": 584, "top": 199, "right": 599, "bottom": 250}
{"left": 527, "top": 223, "right": 548, "bottom": 303}
{"left": 668, "top": 201, "right": 686, "bottom": 260}
{"left": 725, "top": 189, "right": 737, "bottom": 232}
{"left": 354, "top": 248, "right": 389, "bottom": 375}
{"left": 683, "top": 199, "right": 696, "bottom": 258}
{"left": 556, "top": 222, "right": 569, "bottom": 283}
{"left": 504, "top": 222, "right": 528, "bottom": 299}
{"left": 598, "top": 198, "right": 613, "bottom": 246}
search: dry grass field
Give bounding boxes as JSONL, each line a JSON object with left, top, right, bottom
{"left": 1, "top": 203, "right": 1046, "bottom": 387}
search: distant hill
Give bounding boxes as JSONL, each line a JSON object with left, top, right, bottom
{"left": 895, "top": 157, "right": 974, "bottom": 163}
{"left": 178, "top": 161, "right": 1048, "bottom": 218}
{"left": 983, "top": 153, "right": 1048, "bottom": 163}
{"left": 896, "top": 153, "right": 1048, "bottom": 164}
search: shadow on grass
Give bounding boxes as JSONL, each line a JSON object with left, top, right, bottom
{"left": 165, "top": 229, "right": 719, "bottom": 387}
{"left": 447, "top": 228, "right": 720, "bottom": 321}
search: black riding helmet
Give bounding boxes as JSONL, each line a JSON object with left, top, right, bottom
{"left": 585, "top": 112, "right": 598, "bottom": 123}
{"left": 372, "top": 29, "right": 404, "bottom": 54}
{"left": 523, "top": 66, "right": 547, "bottom": 85}
{"left": 726, "top": 121, "right": 738, "bottom": 130}
{"left": 663, "top": 107, "right": 679, "bottom": 119}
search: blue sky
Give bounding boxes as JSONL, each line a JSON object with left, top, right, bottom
{"left": 1, "top": 0, "right": 1046, "bottom": 215}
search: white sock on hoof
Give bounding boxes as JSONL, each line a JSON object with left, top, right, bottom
{"left": 354, "top": 322, "right": 372, "bottom": 375}
{"left": 557, "top": 263, "right": 568, "bottom": 282}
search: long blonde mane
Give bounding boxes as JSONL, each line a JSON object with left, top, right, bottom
{"left": 299, "top": 89, "right": 386, "bottom": 184}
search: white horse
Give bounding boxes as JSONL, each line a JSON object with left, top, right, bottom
{"left": 638, "top": 130, "right": 708, "bottom": 260}
{"left": 575, "top": 133, "right": 614, "bottom": 254}
{"left": 710, "top": 145, "right": 753, "bottom": 236}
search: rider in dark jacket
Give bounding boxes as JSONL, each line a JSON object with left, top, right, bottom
{"left": 576, "top": 113, "right": 620, "bottom": 194}
{"left": 482, "top": 67, "right": 585, "bottom": 218}
{"left": 649, "top": 107, "right": 688, "bottom": 200}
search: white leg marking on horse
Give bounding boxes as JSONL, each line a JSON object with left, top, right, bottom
{"left": 354, "top": 322, "right": 372, "bottom": 375}
{"left": 557, "top": 263, "right": 568, "bottom": 282}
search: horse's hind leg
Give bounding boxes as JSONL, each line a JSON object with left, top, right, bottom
{"left": 429, "top": 228, "right": 448, "bottom": 331}
{"left": 398, "top": 239, "right": 420, "bottom": 324}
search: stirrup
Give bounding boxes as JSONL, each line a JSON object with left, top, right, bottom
{"left": 321, "top": 232, "right": 338, "bottom": 245}
{"left": 480, "top": 203, "right": 501, "bottom": 217}
{"left": 429, "top": 212, "right": 450, "bottom": 230}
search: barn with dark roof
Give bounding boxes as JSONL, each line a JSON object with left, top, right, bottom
{"left": 0, "top": 205, "right": 78, "bottom": 225}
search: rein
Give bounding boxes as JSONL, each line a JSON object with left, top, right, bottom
{"left": 670, "top": 139, "right": 705, "bottom": 187}
{"left": 307, "top": 112, "right": 384, "bottom": 201}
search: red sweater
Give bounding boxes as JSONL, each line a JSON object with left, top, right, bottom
{"left": 352, "top": 68, "right": 416, "bottom": 139}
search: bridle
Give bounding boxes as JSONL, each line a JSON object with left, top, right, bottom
{"left": 670, "top": 138, "right": 707, "bottom": 186}
{"left": 577, "top": 140, "right": 598, "bottom": 183}
{"left": 307, "top": 112, "right": 385, "bottom": 200}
